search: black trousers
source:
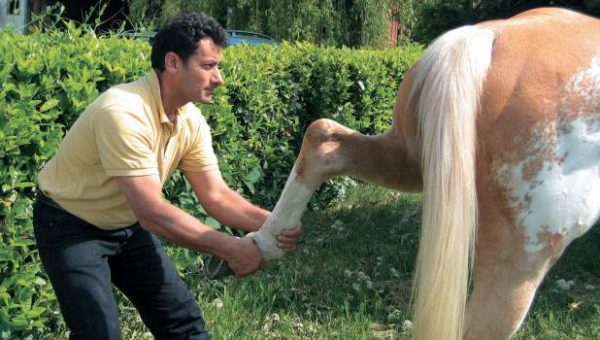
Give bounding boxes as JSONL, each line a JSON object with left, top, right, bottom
{"left": 33, "top": 194, "right": 209, "bottom": 340}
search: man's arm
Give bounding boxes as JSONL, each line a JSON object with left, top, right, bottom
{"left": 184, "top": 170, "right": 269, "bottom": 232}
{"left": 113, "top": 174, "right": 264, "bottom": 277}
{"left": 184, "top": 170, "right": 302, "bottom": 251}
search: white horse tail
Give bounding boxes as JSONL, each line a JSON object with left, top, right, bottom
{"left": 410, "top": 26, "right": 494, "bottom": 340}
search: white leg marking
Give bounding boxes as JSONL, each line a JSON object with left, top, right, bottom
{"left": 249, "top": 165, "right": 315, "bottom": 260}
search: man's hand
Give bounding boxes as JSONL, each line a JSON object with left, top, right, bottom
{"left": 276, "top": 223, "right": 303, "bottom": 251}
{"left": 225, "top": 237, "right": 265, "bottom": 278}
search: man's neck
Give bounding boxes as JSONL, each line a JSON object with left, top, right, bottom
{"left": 155, "top": 69, "right": 184, "bottom": 123}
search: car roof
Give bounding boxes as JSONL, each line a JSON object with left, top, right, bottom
{"left": 226, "top": 30, "right": 274, "bottom": 45}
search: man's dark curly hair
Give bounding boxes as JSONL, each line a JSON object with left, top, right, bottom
{"left": 151, "top": 12, "right": 227, "bottom": 71}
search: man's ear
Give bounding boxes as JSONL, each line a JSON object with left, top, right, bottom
{"left": 164, "top": 52, "right": 181, "bottom": 74}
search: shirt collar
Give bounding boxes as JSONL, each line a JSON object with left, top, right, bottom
{"left": 147, "top": 70, "right": 184, "bottom": 133}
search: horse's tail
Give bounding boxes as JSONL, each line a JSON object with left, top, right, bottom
{"left": 410, "top": 26, "right": 494, "bottom": 340}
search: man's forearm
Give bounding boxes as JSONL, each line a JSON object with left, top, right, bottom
{"left": 138, "top": 200, "right": 238, "bottom": 260}
{"left": 203, "top": 189, "right": 270, "bottom": 232}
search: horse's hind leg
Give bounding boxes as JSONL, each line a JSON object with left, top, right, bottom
{"left": 463, "top": 208, "right": 559, "bottom": 339}
{"left": 464, "top": 248, "right": 551, "bottom": 339}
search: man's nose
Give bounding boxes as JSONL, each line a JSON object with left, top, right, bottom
{"left": 213, "top": 69, "right": 224, "bottom": 86}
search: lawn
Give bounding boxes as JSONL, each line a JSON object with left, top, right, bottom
{"left": 49, "top": 183, "right": 600, "bottom": 339}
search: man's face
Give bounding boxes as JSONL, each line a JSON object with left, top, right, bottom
{"left": 179, "top": 37, "right": 224, "bottom": 104}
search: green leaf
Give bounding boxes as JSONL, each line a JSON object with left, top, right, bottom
{"left": 243, "top": 167, "right": 263, "bottom": 194}
{"left": 204, "top": 217, "right": 220, "bottom": 229}
{"left": 9, "top": 314, "right": 28, "bottom": 328}
{"left": 33, "top": 277, "right": 46, "bottom": 286}
{"left": 0, "top": 288, "right": 10, "bottom": 306}
{"left": 195, "top": 204, "right": 207, "bottom": 215}
{"left": 244, "top": 181, "right": 255, "bottom": 194}
{"left": 13, "top": 182, "right": 35, "bottom": 189}
{"left": 10, "top": 238, "right": 35, "bottom": 247}
{"left": 23, "top": 307, "right": 46, "bottom": 319}
{"left": 3, "top": 83, "right": 16, "bottom": 93}
{"left": 39, "top": 98, "right": 59, "bottom": 112}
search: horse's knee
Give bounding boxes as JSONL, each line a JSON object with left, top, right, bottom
{"left": 304, "top": 119, "right": 336, "bottom": 142}
{"left": 296, "top": 119, "right": 352, "bottom": 181}
{"left": 302, "top": 118, "right": 350, "bottom": 150}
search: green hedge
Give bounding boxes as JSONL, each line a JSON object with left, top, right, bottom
{"left": 0, "top": 27, "right": 421, "bottom": 338}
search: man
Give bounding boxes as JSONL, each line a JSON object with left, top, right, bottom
{"left": 33, "top": 12, "right": 301, "bottom": 340}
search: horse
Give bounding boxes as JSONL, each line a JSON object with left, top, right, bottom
{"left": 247, "top": 7, "right": 600, "bottom": 339}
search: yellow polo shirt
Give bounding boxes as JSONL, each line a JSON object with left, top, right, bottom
{"left": 38, "top": 71, "right": 219, "bottom": 229}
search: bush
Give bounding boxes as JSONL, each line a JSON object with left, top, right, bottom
{"left": 0, "top": 27, "right": 421, "bottom": 338}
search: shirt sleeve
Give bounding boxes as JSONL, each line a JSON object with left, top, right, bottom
{"left": 93, "top": 105, "right": 159, "bottom": 177}
{"left": 179, "top": 115, "right": 220, "bottom": 172}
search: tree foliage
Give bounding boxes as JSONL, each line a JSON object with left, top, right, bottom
{"left": 127, "top": 0, "right": 397, "bottom": 48}
{"left": 126, "top": 0, "right": 600, "bottom": 46}
{"left": 413, "top": 0, "right": 600, "bottom": 43}
{"left": 49, "top": 0, "right": 600, "bottom": 46}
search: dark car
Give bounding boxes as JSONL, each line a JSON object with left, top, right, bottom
{"left": 117, "top": 29, "right": 274, "bottom": 46}
{"left": 226, "top": 30, "right": 274, "bottom": 45}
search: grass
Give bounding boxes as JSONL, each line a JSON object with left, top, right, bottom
{"left": 186, "top": 184, "right": 421, "bottom": 340}
{"left": 47, "top": 183, "right": 600, "bottom": 339}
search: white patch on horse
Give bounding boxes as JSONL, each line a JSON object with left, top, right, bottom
{"left": 500, "top": 55, "right": 600, "bottom": 257}
{"left": 563, "top": 56, "right": 600, "bottom": 113}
